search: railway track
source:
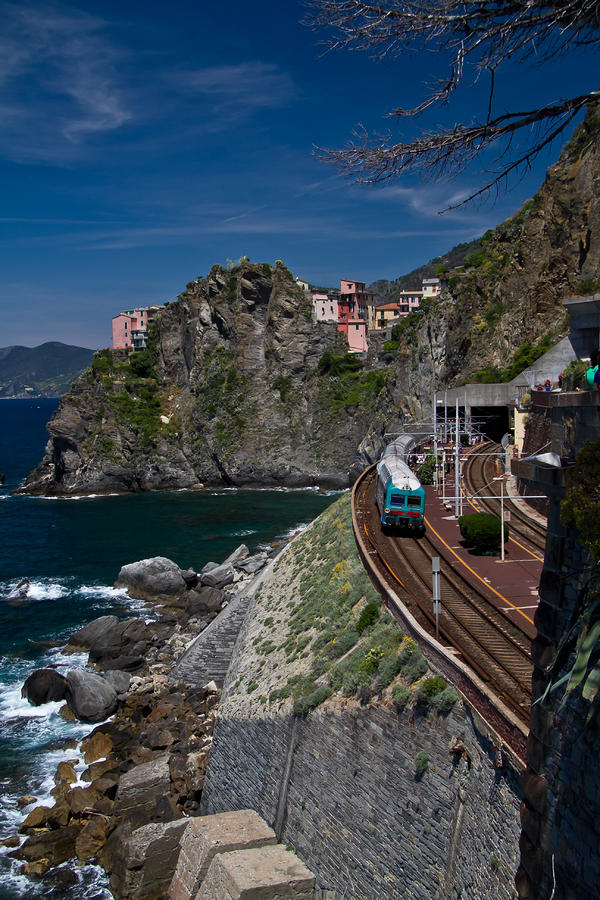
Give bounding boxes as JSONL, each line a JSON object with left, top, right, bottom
{"left": 354, "top": 466, "right": 533, "bottom": 725}
{"left": 462, "top": 441, "right": 547, "bottom": 556}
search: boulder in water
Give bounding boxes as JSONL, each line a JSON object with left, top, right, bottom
{"left": 66, "top": 615, "right": 119, "bottom": 652}
{"left": 86, "top": 617, "right": 151, "bottom": 669}
{"left": 116, "top": 557, "right": 187, "bottom": 597}
{"left": 236, "top": 551, "right": 268, "bottom": 574}
{"left": 22, "top": 668, "right": 68, "bottom": 706}
{"left": 102, "top": 670, "right": 132, "bottom": 694}
{"left": 66, "top": 669, "right": 118, "bottom": 723}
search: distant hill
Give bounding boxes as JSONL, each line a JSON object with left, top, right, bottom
{"left": 369, "top": 237, "right": 483, "bottom": 302}
{"left": 0, "top": 342, "right": 94, "bottom": 398}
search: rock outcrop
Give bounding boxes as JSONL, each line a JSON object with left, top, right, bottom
{"left": 21, "top": 262, "right": 380, "bottom": 495}
{"left": 21, "top": 668, "right": 67, "bottom": 705}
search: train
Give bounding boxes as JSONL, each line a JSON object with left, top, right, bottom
{"left": 375, "top": 435, "right": 426, "bottom": 532}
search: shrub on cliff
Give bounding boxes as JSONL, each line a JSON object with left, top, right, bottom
{"left": 459, "top": 512, "right": 509, "bottom": 554}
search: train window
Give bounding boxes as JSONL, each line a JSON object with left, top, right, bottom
{"left": 390, "top": 493, "right": 405, "bottom": 506}
{"left": 407, "top": 497, "right": 421, "bottom": 508}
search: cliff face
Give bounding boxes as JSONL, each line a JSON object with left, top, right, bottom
{"left": 23, "top": 263, "right": 383, "bottom": 494}
{"left": 358, "top": 110, "right": 600, "bottom": 459}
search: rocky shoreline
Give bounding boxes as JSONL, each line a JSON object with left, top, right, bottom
{"left": 2, "top": 543, "right": 276, "bottom": 898}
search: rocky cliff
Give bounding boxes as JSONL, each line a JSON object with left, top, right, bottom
{"left": 22, "top": 262, "right": 384, "bottom": 495}
{"left": 358, "top": 106, "right": 600, "bottom": 460}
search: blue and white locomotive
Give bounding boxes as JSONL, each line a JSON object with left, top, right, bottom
{"left": 375, "top": 436, "right": 426, "bottom": 531}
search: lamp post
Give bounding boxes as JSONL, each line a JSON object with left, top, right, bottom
{"left": 493, "top": 475, "right": 506, "bottom": 561}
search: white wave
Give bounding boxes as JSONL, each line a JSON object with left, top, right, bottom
{"left": 25, "top": 580, "right": 70, "bottom": 601}
{"left": 0, "top": 684, "right": 65, "bottom": 721}
{"left": 78, "top": 584, "right": 129, "bottom": 600}
{"left": 36, "top": 492, "right": 121, "bottom": 501}
{"left": 230, "top": 529, "right": 258, "bottom": 537}
{"left": 1, "top": 578, "right": 70, "bottom": 603}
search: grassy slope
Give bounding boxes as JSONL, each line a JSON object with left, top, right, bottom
{"left": 226, "top": 493, "right": 458, "bottom": 718}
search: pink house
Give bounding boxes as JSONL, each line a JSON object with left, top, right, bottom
{"left": 112, "top": 305, "right": 164, "bottom": 350}
{"left": 398, "top": 290, "right": 423, "bottom": 315}
{"left": 337, "top": 279, "right": 372, "bottom": 352}
{"left": 346, "top": 319, "right": 368, "bottom": 353}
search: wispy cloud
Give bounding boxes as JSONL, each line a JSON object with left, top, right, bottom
{"left": 166, "top": 61, "right": 294, "bottom": 128}
{"left": 365, "top": 182, "right": 485, "bottom": 220}
{"left": 0, "top": 2, "right": 131, "bottom": 161}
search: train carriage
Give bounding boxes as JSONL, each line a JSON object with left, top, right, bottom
{"left": 375, "top": 443, "right": 426, "bottom": 532}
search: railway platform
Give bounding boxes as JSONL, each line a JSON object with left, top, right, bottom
{"left": 423, "top": 486, "right": 541, "bottom": 641}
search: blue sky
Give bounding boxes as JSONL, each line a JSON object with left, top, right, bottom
{"left": 0, "top": 0, "right": 596, "bottom": 349}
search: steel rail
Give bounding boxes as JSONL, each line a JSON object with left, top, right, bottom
{"left": 352, "top": 465, "right": 531, "bottom": 759}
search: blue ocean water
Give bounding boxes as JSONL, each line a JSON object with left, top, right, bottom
{"left": 0, "top": 399, "right": 337, "bottom": 897}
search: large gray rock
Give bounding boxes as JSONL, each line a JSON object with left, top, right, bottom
{"left": 236, "top": 552, "right": 268, "bottom": 575}
{"left": 200, "top": 563, "right": 235, "bottom": 589}
{"left": 87, "top": 617, "right": 151, "bottom": 670}
{"left": 67, "top": 616, "right": 119, "bottom": 652}
{"left": 66, "top": 669, "right": 118, "bottom": 722}
{"left": 186, "top": 587, "right": 225, "bottom": 616}
{"left": 113, "top": 756, "right": 173, "bottom": 828}
{"left": 116, "top": 557, "right": 187, "bottom": 598}
{"left": 223, "top": 544, "right": 249, "bottom": 566}
{"left": 102, "top": 670, "right": 132, "bottom": 694}
{"left": 22, "top": 668, "right": 67, "bottom": 706}
{"left": 109, "top": 819, "right": 188, "bottom": 900}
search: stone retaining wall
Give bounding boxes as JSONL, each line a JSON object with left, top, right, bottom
{"left": 202, "top": 698, "right": 521, "bottom": 898}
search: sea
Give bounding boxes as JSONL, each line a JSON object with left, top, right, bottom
{"left": 0, "top": 398, "right": 338, "bottom": 898}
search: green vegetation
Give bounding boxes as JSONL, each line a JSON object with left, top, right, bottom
{"left": 194, "top": 346, "right": 248, "bottom": 447}
{"left": 414, "top": 750, "right": 429, "bottom": 774}
{"left": 356, "top": 601, "right": 379, "bottom": 634}
{"left": 257, "top": 495, "right": 457, "bottom": 716}
{"left": 244, "top": 497, "right": 463, "bottom": 720}
{"left": 91, "top": 348, "right": 114, "bottom": 375}
{"left": 576, "top": 277, "right": 600, "bottom": 296}
{"left": 459, "top": 512, "right": 509, "bottom": 555}
{"left": 393, "top": 684, "right": 411, "bottom": 708}
{"left": 417, "top": 454, "right": 437, "bottom": 485}
{"left": 566, "top": 109, "right": 600, "bottom": 163}
{"left": 317, "top": 351, "right": 385, "bottom": 410}
{"left": 471, "top": 335, "right": 555, "bottom": 384}
{"left": 562, "top": 359, "right": 588, "bottom": 391}
{"left": 88, "top": 335, "right": 163, "bottom": 447}
{"left": 273, "top": 375, "right": 292, "bottom": 403}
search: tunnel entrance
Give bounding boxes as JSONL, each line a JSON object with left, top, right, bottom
{"left": 469, "top": 405, "right": 510, "bottom": 443}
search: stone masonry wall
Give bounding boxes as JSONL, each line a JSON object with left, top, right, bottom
{"left": 516, "top": 392, "right": 600, "bottom": 900}
{"left": 203, "top": 698, "right": 521, "bottom": 898}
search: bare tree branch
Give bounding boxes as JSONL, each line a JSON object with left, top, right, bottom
{"left": 307, "top": 1, "right": 600, "bottom": 205}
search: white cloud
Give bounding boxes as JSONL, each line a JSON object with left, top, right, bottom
{"left": 0, "top": 2, "right": 131, "bottom": 160}
{"left": 165, "top": 61, "right": 294, "bottom": 128}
